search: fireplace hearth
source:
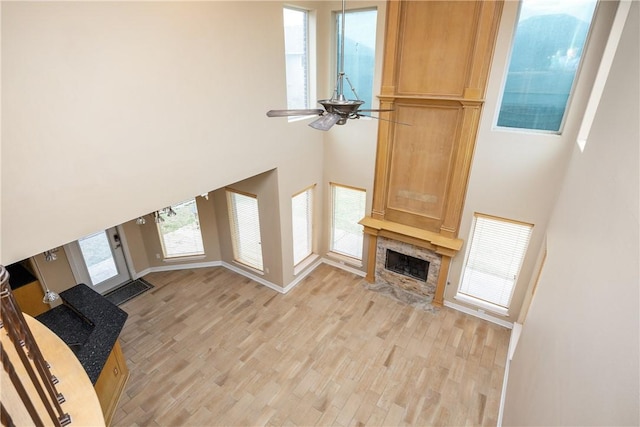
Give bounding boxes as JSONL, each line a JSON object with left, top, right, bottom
{"left": 371, "top": 236, "right": 443, "bottom": 309}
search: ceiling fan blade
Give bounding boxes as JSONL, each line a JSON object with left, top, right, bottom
{"left": 266, "top": 109, "right": 324, "bottom": 117}
{"left": 358, "top": 109, "right": 394, "bottom": 113}
{"left": 308, "top": 113, "right": 341, "bottom": 131}
{"left": 357, "top": 113, "right": 411, "bottom": 126}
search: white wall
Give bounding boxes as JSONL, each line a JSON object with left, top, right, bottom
{"left": 503, "top": 2, "right": 639, "bottom": 424}
{"left": 1, "top": 1, "right": 324, "bottom": 264}
{"left": 445, "top": 1, "right": 619, "bottom": 322}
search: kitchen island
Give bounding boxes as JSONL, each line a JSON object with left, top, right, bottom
{"left": 36, "top": 283, "right": 129, "bottom": 425}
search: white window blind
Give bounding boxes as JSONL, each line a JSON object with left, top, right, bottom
{"left": 292, "top": 187, "right": 313, "bottom": 266}
{"left": 227, "top": 190, "right": 263, "bottom": 271}
{"left": 157, "top": 199, "right": 205, "bottom": 258}
{"left": 458, "top": 214, "right": 533, "bottom": 310}
{"left": 330, "top": 183, "right": 366, "bottom": 260}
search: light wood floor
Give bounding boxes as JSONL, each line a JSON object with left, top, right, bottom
{"left": 113, "top": 264, "right": 510, "bottom": 426}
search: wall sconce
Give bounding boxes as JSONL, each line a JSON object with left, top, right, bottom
{"left": 135, "top": 216, "right": 146, "bottom": 225}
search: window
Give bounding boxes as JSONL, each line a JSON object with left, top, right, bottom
{"left": 335, "top": 8, "right": 377, "bottom": 108}
{"left": 292, "top": 186, "right": 314, "bottom": 266}
{"left": 157, "top": 199, "right": 205, "bottom": 258}
{"left": 227, "top": 190, "right": 263, "bottom": 271}
{"left": 457, "top": 213, "right": 533, "bottom": 314}
{"left": 283, "top": 7, "right": 309, "bottom": 109}
{"left": 496, "top": 0, "right": 597, "bottom": 132}
{"left": 330, "top": 183, "right": 366, "bottom": 260}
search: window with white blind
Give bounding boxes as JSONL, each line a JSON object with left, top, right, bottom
{"left": 157, "top": 199, "right": 205, "bottom": 258}
{"left": 284, "top": 7, "right": 309, "bottom": 110}
{"left": 456, "top": 213, "right": 533, "bottom": 315}
{"left": 330, "top": 183, "right": 366, "bottom": 260}
{"left": 226, "top": 190, "right": 263, "bottom": 271}
{"left": 292, "top": 186, "right": 314, "bottom": 266}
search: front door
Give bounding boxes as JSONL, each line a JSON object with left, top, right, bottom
{"left": 66, "top": 227, "right": 131, "bottom": 294}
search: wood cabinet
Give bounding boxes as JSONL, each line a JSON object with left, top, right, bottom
{"left": 94, "top": 340, "right": 129, "bottom": 426}
{"left": 12, "top": 280, "right": 50, "bottom": 317}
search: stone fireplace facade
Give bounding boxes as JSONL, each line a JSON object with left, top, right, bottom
{"left": 375, "top": 237, "right": 442, "bottom": 301}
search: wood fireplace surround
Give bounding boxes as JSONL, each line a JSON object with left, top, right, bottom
{"left": 360, "top": 0, "right": 503, "bottom": 306}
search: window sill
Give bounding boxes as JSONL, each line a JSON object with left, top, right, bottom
{"left": 294, "top": 254, "right": 320, "bottom": 276}
{"left": 163, "top": 254, "right": 206, "bottom": 263}
{"left": 326, "top": 251, "right": 362, "bottom": 269}
{"left": 232, "top": 260, "right": 265, "bottom": 276}
{"left": 454, "top": 293, "right": 509, "bottom": 317}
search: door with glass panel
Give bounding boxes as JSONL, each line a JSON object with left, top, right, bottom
{"left": 65, "top": 227, "right": 130, "bottom": 294}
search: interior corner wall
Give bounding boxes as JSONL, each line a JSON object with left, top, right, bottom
{"left": 503, "top": 2, "right": 639, "bottom": 424}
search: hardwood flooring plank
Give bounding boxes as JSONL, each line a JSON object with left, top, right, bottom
{"left": 112, "top": 264, "right": 510, "bottom": 426}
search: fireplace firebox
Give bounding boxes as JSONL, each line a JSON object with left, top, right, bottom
{"left": 385, "top": 249, "right": 429, "bottom": 281}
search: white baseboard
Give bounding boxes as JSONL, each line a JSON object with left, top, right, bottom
{"left": 497, "top": 322, "right": 522, "bottom": 426}
{"left": 132, "top": 255, "right": 364, "bottom": 296}
{"left": 220, "top": 261, "right": 285, "bottom": 293}
{"left": 444, "top": 300, "right": 514, "bottom": 329}
{"left": 285, "top": 257, "right": 324, "bottom": 293}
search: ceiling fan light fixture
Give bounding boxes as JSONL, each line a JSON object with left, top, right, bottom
{"left": 309, "top": 113, "right": 341, "bottom": 131}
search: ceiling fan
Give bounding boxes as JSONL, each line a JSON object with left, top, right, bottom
{"left": 266, "top": 0, "right": 396, "bottom": 131}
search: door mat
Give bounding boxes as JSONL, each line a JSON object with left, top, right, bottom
{"left": 104, "top": 278, "right": 154, "bottom": 306}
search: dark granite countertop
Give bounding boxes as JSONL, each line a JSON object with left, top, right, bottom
{"left": 36, "top": 284, "right": 128, "bottom": 384}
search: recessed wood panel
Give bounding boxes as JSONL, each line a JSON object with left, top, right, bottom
{"left": 396, "top": 1, "right": 480, "bottom": 96}
{"left": 386, "top": 103, "right": 461, "bottom": 221}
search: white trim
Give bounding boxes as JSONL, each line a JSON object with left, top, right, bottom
{"left": 444, "top": 300, "right": 514, "bottom": 329}
{"left": 508, "top": 322, "right": 523, "bottom": 361}
{"left": 221, "top": 261, "right": 284, "bottom": 293}
{"left": 163, "top": 254, "right": 207, "bottom": 263}
{"left": 321, "top": 257, "right": 366, "bottom": 277}
{"left": 325, "top": 251, "right": 363, "bottom": 268}
{"left": 454, "top": 293, "right": 510, "bottom": 317}
{"left": 577, "top": 0, "right": 633, "bottom": 151}
{"left": 497, "top": 322, "right": 522, "bottom": 426}
{"left": 133, "top": 267, "right": 153, "bottom": 280}
{"left": 294, "top": 253, "right": 320, "bottom": 276}
{"left": 147, "top": 260, "right": 222, "bottom": 273}
{"left": 285, "top": 256, "right": 323, "bottom": 293}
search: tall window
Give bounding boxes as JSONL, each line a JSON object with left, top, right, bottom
{"left": 157, "top": 199, "right": 205, "bottom": 258}
{"left": 457, "top": 213, "right": 533, "bottom": 314}
{"left": 336, "top": 9, "right": 377, "bottom": 108}
{"left": 330, "top": 183, "right": 366, "bottom": 260}
{"left": 227, "top": 190, "right": 263, "bottom": 271}
{"left": 497, "top": 0, "right": 597, "bottom": 132}
{"left": 292, "top": 186, "right": 314, "bottom": 266}
{"left": 284, "top": 7, "right": 309, "bottom": 109}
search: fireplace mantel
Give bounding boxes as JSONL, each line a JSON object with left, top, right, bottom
{"left": 360, "top": 217, "right": 462, "bottom": 256}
